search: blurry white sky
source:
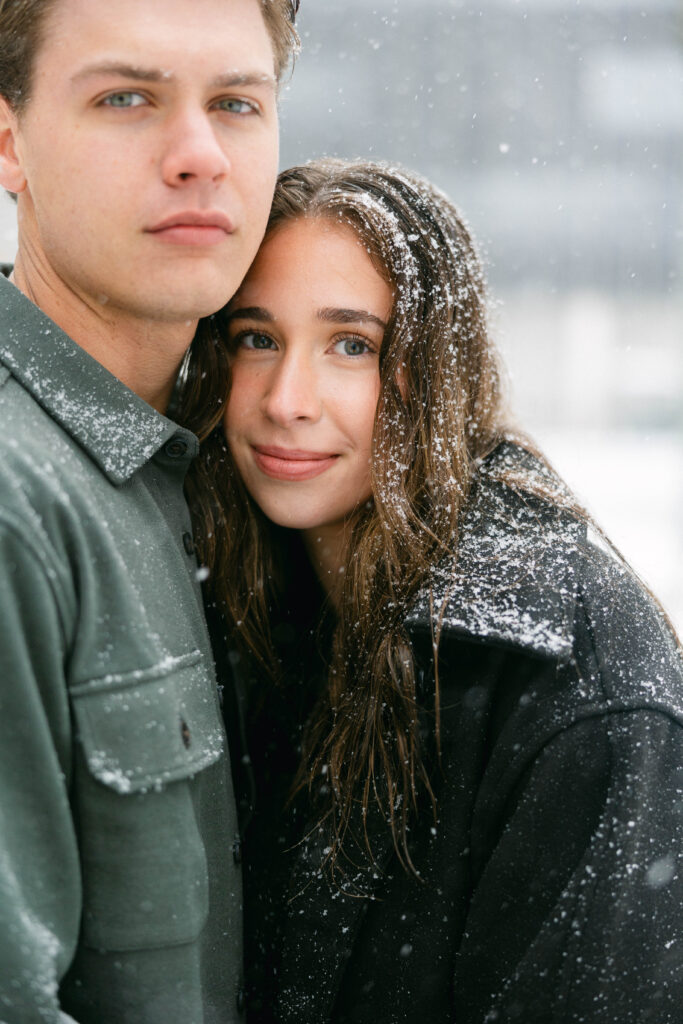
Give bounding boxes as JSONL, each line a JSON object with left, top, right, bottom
{"left": 0, "top": 0, "right": 680, "bottom": 629}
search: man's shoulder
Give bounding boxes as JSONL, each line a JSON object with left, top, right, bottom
{"left": 0, "top": 361, "right": 68, "bottom": 454}
{"left": 0, "top": 366, "right": 95, "bottom": 527}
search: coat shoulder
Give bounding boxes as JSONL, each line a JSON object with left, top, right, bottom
{"left": 575, "top": 530, "right": 683, "bottom": 712}
{"left": 406, "top": 440, "right": 683, "bottom": 716}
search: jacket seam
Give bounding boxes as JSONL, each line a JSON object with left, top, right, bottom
{"left": 575, "top": 579, "right": 611, "bottom": 704}
{"left": 476, "top": 695, "right": 683, "bottom": 840}
{"left": 0, "top": 508, "right": 73, "bottom": 646}
{"left": 69, "top": 650, "right": 203, "bottom": 695}
{"left": 551, "top": 590, "right": 616, "bottom": 1019}
{"left": 556, "top": 718, "right": 615, "bottom": 1021}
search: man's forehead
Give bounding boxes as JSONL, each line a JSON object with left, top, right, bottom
{"left": 39, "top": 0, "right": 275, "bottom": 77}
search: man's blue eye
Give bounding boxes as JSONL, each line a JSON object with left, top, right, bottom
{"left": 104, "top": 92, "right": 146, "bottom": 108}
{"left": 217, "top": 98, "right": 254, "bottom": 115}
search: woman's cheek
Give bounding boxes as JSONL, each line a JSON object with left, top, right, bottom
{"left": 225, "top": 366, "right": 258, "bottom": 430}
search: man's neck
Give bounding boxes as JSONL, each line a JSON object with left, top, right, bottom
{"left": 12, "top": 251, "right": 195, "bottom": 414}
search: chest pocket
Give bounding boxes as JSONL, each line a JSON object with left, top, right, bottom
{"left": 69, "top": 650, "right": 226, "bottom": 952}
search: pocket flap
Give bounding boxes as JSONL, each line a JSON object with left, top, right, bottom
{"left": 70, "top": 651, "right": 225, "bottom": 793}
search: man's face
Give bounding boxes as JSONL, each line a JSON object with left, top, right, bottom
{"left": 9, "top": 0, "right": 279, "bottom": 324}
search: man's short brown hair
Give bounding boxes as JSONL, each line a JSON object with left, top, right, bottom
{"left": 0, "top": 0, "right": 299, "bottom": 113}
{"left": 0, "top": 0, "right": 57, "bottom": 111}
{"left": 260, "top": 0, "right": 300, "bottom": 82}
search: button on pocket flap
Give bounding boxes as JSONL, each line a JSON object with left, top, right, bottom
{"left": 71, "top": 651, "right": 225, "bottom": 793}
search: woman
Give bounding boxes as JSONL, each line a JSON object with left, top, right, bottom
{"left": 180, "top": 160, "right": 683, "bottom": 1023}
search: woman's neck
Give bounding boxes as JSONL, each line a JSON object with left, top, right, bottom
{"left": 301, "top": 522, "right": 349, "bottom": 609}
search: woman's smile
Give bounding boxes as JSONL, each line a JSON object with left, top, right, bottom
{"left": 250, "top": 444, "right": 340, "bottom": 481}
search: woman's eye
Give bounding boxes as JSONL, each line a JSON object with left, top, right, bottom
{"left": 102, "top": 91, "right": 147, "bottom": 109}
{"left": 333, "top": 336, "right": 373, "bottom": 357}
{"left": 237, "top": 331, "right": 276, "bottom": 351}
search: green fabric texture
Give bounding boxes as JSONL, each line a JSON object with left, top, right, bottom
{"left": 0, "top": 275, "right": 242, "bottom": 1023}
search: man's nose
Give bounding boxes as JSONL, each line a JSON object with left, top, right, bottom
{"left": 161, "top": 108, "right": 231, "bottom": 186}
{"left": 262, "top": 355, "right": 323, "bottom": 426}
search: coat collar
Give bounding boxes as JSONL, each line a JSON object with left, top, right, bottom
{"left": 0, "top": 274, "right": 194, "bottom": 484}
{"left": 405, "top": 441, "right": 584, "bottom": 662}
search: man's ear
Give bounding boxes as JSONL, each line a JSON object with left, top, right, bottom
{"left": 0, "top": 97, "right": 27, "bottom": 195}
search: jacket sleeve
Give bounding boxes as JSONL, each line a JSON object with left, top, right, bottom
{"left": 455, "top": 705, "right": 683, "bottom": 1023}
{"left": 0, "top": 517, "right": 82, "bottom": 1022}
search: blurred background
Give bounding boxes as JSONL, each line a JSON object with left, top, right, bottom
{"left": 278, "top": 0, "right": 683, "bottom": 631}
{"left": 0, "top": 0, "right": 680, "bottom": 628}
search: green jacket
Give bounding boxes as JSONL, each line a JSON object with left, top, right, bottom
{"left": 0, "top": 275, "right": 242, "bottom": 1023}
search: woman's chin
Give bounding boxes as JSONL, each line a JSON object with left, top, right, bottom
{"left": 246, "top": 494, "right": 344, "bottom": 532}
{"left": 261, "top": 508, "right": 337, "bottom": 532}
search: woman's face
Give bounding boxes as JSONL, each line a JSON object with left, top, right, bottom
{"left": 224, "top": 217, "right": 393, "bottom": 531}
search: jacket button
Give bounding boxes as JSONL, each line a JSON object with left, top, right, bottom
{"left": 182, "top": 532, "right": 195, "bottom": 556}
{"left": 180, "top": 719, "right": 191, "bottom": 749}
{"left": 236, "top": 986, "right": 246, "bottom": 1015}
{"left": 164, "top": 437, "right": 188, "bottom": 458}
{"left": 232, "top": 838, "right": 243, "bottom": 865}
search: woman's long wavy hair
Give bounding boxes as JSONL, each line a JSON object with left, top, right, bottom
{"left": 178, "top": 159, "right": 509, "bottom": 874}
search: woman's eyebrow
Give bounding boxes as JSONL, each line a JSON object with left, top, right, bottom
{"left": 318, "top": 307, "right": 387, "bottom": 330}
{"left": 228, "top": 306, "right": 274, "bottom": 322}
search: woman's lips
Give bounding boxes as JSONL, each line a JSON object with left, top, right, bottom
{"left": 251, "top": 445, "right": 339, "bottom": 481}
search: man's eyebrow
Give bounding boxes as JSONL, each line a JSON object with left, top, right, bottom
{"left": 71, "top": 63, "right": 276, "bottom": 90}
{"left": 228, "top": 306, "right": 275, "bottom": 322}
{"left": 212, "top": 71, "right": 276, "bottom": 91}
{"left": 318, "top": 307, "right": 388, "bottom": 330}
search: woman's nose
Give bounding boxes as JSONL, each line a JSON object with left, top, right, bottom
{"left": 261, "top": 355, "right": 323, "bottom": 426}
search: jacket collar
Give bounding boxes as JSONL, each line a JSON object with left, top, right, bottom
{"left": 405, "top": 441, "right": 583, "bottom": 662}
{"left": 0, "top": 274, "right": 194, "bottom": 484}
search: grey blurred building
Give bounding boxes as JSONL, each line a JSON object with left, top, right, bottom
{"left": 281, "top": 0, "right": 682, "bottom": 297}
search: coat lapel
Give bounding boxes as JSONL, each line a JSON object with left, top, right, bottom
{"left": 277, "top": 809, "right": 395, "bottom": 1022}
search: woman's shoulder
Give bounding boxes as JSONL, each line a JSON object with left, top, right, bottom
{"left": 406, "top": 439, "right": 583, "bottom": 659}
{"left": 405, "top": 439, "right": 683, "bottom": 713}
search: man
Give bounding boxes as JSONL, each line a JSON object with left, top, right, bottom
{"left": 0, "top": 0, "right": 298, "bottom": 1020}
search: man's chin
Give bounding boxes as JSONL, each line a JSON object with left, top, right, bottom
{"left": 126, "top": 280, "right": 236, "bottom": 324}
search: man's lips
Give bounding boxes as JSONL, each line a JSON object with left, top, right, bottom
{"left": 251, "top": 444, "right": 339, "bottom": 481}
{"left": 146, "top": 210, "right": 234, "bottom": 245}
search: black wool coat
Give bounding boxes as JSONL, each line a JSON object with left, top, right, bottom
{"left": 224, "top": 442, "right": 683, "bottom": 1024}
